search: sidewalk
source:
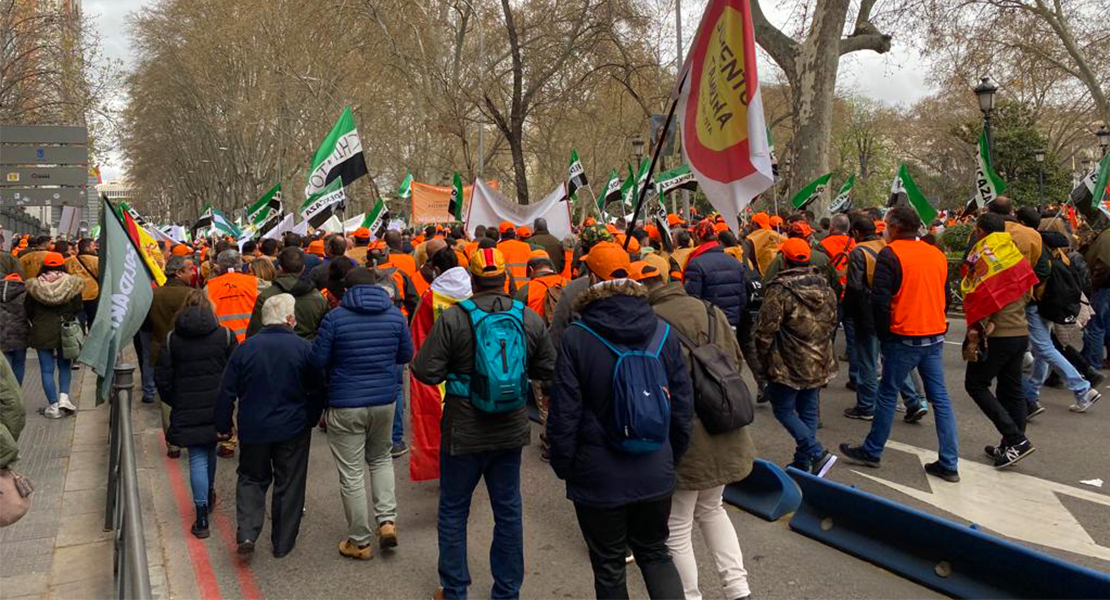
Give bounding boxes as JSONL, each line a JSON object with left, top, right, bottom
{"left": 0, "top": 355, "right": 168, "bottom": 600}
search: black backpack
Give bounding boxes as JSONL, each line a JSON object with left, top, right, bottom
{"left": 661, "top": 301, "right": 754, "bottom": 434}
{"left": 1038, "top": 251, "right": 1082, "bottom": 325}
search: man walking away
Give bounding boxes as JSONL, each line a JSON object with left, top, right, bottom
{"left": 547, "top": 242, "right": 693, "bottom": 600}
{"left": 683, "top": 220, "right": 747, "bottom": 330}
{"left": 840, "top": 206, "right": 960, "bottom": 483}
{"left": 245, "top": 247, "right": 328, "bottom": 340}
{"left": 216, "top": 294, "right": 324, "bottom": 558}
{"left": 411, "top": 248, "right": 555, "bottom": 600}
{"left": 311, "top": 268, "right": 413, "bottom": 560}
{"left": 753, "top": 239, "right": 839, "bottom": 476}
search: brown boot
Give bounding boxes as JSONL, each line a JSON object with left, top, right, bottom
{"left": 378, "top": 521, "right": 398, "bottom": 549}
{"left": 338, "top": 539, "right": 372, "bottom": 560}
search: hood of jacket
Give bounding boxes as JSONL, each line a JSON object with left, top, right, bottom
{"left": 574, "top": 279, "right": 657, "bottom": 346}
{"left": 769, "top": 267, "right": 831, "bottom": 311}
{"left": 273, "top": 273, "right": 316, "bottom": 297}
{"left": 174, "top": 305, "right": 220, "bottom": 338}
{"left": 341, "top": 284, "right": 392, "bottom": 314}
{"left": 430, "top": 266, "right": 473, "bottom": 301}
{"left": 26, "top": 271, "right": 84, "bottom": 306}
{"left": 1, "top": 278, "right": 26, "bottom": 303}
{"left": 1040, "top": 229, "right": 1070, "bottom": 250}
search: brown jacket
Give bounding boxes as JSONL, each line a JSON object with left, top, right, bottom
{"left": 19, "top": 250, "right": 48, "bottom": 279}
{"left": 753, "top": 266, "right": 838, "bottom": 389}
{"left": 66, "top": 254, "right": 99, "bottom": 301}
{"left": 648, "top": 282, "right": 755, "bottom": 490}
{"left": 145, "top": 278, "right": 194, "bottom": 363}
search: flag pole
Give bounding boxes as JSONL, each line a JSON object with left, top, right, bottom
{"left": 624, "top": 89, "right": 681, "bottom": 251}
{"left": 582, "top": 182, "right": 603, "bottom": 224}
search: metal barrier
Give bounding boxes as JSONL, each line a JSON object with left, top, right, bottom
{"left": 103, "top": 364, "right": 153, "bottom": 600}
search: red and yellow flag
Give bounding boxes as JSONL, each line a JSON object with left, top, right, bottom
{"left": 119, "top": 209, "right": 167, "bottom": 286}
{"left": 961, "top": 231, "right": 1037, "bottom": 324}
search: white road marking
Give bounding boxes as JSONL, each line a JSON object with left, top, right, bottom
{"left": 850, "top": 440, "right": 1110, "bottom": 563}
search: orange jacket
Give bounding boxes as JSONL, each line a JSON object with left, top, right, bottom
{"left": 560, "top": 249, "right": 574, "bottom": 279}
{"left": 497, "top": 239, "right": 533, "bottom": 290}
{"left": 520, "top": 273, "right": 566, "bottom": 321}
{"left": 819, "top": 234, "right": 856, "bottom": 292}
{"left": 205, "top": 272, "right": 259, "bottom": 342}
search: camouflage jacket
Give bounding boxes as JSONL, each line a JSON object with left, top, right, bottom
{"left": 753, "top": 266, "right": 838, "bottom": 389}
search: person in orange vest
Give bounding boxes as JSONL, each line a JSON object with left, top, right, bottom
{"left": 559, "top": 235, "right": 576, "bottom": 280}
{"left": 411, "top": 238, "right": 448, "bottom": 299}
{"left": 840, "top": 205, "right": 960, "bottom": 483}
{"left": 496, "top": 221, "right": 532, "bottom": 295}
{"left": 464, "top": 225, "right": 485, "bottom": 259}
{"left": 369, "top": 241, "right": 419, "bottom": 318}
{"left": 514, "top": 249, "right": 566, "bottom": 324}
{"left": 384, "top": 230, "right": 418, "bottom": 282}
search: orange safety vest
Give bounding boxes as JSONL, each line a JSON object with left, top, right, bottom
{"left": 377, "top": 262, "right": 410, "bottom": 317}
{"left": 454, "top": 250, "right": 469, "bottom": 271}
{"left": 887, "top": 240, "right": 948, "bottom": 337}
{"left": 560, "top": 249, "right": 574, "bottom": 280}
{"left": 389, "top": 252, "right": 418, "bottom": 282}
{"left": 819, "top": 234, "right": 856, "bottom": 293}
{"left": 498, "top": 239, "right": 533, "bottom": 289}
{"left": 465, "top": 240, "right": 480, "bottom": 258}
{"left": 412, "top": 269, "right": 432, "bottom": 299}
{"left": 205, "top": 272, "right": 258, "bottom": 342}
{"left": 523, "top": 273, "right": 566, "bottom": 320}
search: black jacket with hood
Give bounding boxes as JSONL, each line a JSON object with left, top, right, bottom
{"left": 245, "top": 273, "right": 329, "bottom": 340}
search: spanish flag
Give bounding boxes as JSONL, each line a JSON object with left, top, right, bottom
{"left": 961, "top": 231, "right": 1038, "bottom": 324}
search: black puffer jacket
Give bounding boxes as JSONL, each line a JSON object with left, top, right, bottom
{"left": 155, "top": 306, "right": 238, "bottom": 448}
{"left": 0, "top": 278, "right": 29, "bottom": 353}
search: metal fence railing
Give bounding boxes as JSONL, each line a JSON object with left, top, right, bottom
{"left": 103, "top": 364, "right": 153, "bottom": 600}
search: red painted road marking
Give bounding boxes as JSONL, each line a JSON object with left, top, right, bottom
{"left": 212, "top": 508, "right": 263, "bottom": 600}
{"left": 162, "top": 438, "right": 222, "bottom": 600}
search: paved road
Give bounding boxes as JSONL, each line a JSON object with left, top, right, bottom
{"left": 138, "top": 318, "right": 1109, "bottom": 599}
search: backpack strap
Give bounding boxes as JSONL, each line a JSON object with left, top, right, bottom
{"left": 570, "top": 322, "right": 626, "bottom": 357}
{"left": 644, "top": 321, "right": 670, "bottom": 358}
{"left": 857, "top": 245, "right": 878, "bottom": 259}
{"left": 704, "top": 300, "right": 717, "bottom": 345}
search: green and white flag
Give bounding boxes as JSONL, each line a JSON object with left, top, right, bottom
{"left": 790, "top": 171, "right": 833, "bottom": 210}
{"left": 892, "top": 163, "right": 937, "bottom": 224}
{"left": 248, "top": 183, "right": 282, "bottom": 225}
{"left": 79, "top": 200, "right": 155, "bottom": 403}
{"left": 448, "top": 172, "right": 464, "bottom": 221}
{"left": 305, "top": 106, "right": 368, "bottom": 197}
{"left": 1092, "top": 154, "right": 1110, "bottom": 219}
{"left": 300, "top": 179, "right": 347, "bottom": 228}
{"left": 192, "top": 205, "right": 242, "bottom": 238}
{"left": 768, "top": 126, "right": 780, "bottom": 183}
{"left": 599, "top": 169, "right": 621, "bottom": 211}
{"left": 975, "top": 130, "right": 1006, "bottom": 207}
{"left": 621, "top": 165, "right": 637, "bottom": 207}
{"left": 655, "top": 164, "right": 698, "bottom": 196}
{"left": 397, "top": 172, "right": 413, "bottom": 200}
{"left": 635, "top": 157, "right": 652, "bottom": 189}
{"left": 362, "top": 197, "right": 390, "bottom": 237}
{"left": 829, "top": 174, "right": 854, "bottom": 213}
{"left": 568, "top": 150, "right": 588, "bottom": 199}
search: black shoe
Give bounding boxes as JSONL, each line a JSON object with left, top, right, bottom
{"left": 924, "top": 461, "right": 960, "bottom": 482}
{"left": 1085, "top": 369, "right": 1105, "bottom": 388}
{"left": 846, "top": 380, "right": 857, "bottom": 391}
{"left": 756, "top": 388, "right": 768, "bottom": 404}
{"left": 190, "top": 506, "right": 210, "bottom": 539}
{"left": 984, "top": 444, "right": 1000, "bottom": 460}
{"left": 1026, "top": 401, "right": 1045, "bottom": 421}
{"left": 838, "top": 444, "right": 880, "bottom": 468}
{"left": 904, "top": 405, "right": 928, "bottom": 424}
{"left": 992, "top": 439, "right": 1036, "bottom": 469}
{"left": 843, "top": 406, "right": 874, "bottom": 421}
{"left": 141, "top": 396, "right": 155, "bottom": 404}
{"left": 273, "top": 546, "right": 293, "bottom": 559}
{"left": 810, "top": 451, "right": 838, "bottom": 478}
{"left": 786, "top": 461, "right": 811, "bottom": 472}
{"left": 1044, "top": 371, "right": 1064, "bottom": 389}
{"left": 390, "top": 442, "right": 409, "bottom": 459}
{"left": 166, "top": 447, "right": 181, "bottom": 459}
{"left": 237, "top": 539, "right": 255, "bottom": 555}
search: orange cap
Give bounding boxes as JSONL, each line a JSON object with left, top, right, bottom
{"left": 368, "top": 240, "right": 387, "bottom": 251}
{"left": 498, "top": 221, "right": 515, "bottom": 234}
{"left": 583, "top": 218, "right": 597, "bottom": 227}
{"left": 769, "top": 216, "right": 784, "bottom": 229}
{"left": 307, "top": 239, "right": 325, "bottom": 256}
{"left": 666, "top": 214, "right": 685, "bottom": 227}
{"left": 470, "top": 247, "right": 506, "bottom": 276}
{"left": 516, "top": 225, "right": 531, "bottom": 239}
{"left": 874, "top": 220, "right": 886, "bottom": 233}
{"left": 584, "top": 241, "right": 631, "bottom": 281}
{"left": 604, "top": 223, "right": 619, "bottom": 235}
{"left": 780, "top": 238, "right": 811, "bottom": 263}
{"left": 751, "top": 213, "right": 771, "bottom": 230}
{"left": 614, "top": 233, "right": 640, "bottom": 254}
{"left": 628, "top": 260, "right": 660, "bottom": 282}
{"left": 42, "top": 252, "right": 65, "bottom": 267}
{"left": 3, "top": 272, "right": 22, "bottom": 281}
{"left": 171, "top": 244, "right": 193, "bottom": 256}
{"left": 353, "top": 227, "right": 371, "bottom": 240}
{"left": 529, "top": 249, "right": 550, "bottom": 260}
{"left": 713, "top": 222, "right": 729, "bottom": 233}
{"left": 644, "top": 224, "right": 660, "bottom": 242}
{"left": 789, "top": 221, "right": 813, "bottom": 238}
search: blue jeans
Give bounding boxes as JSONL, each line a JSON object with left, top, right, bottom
{"left": 1083, "top": 288, "right": 1110, "bottom": 365}
{"left": 840, "top": 310, "right": 858, "bottom": 384}
{"left": 862, "top": 341, "right": 959, "bottom": 471}
{"left": 4, "top": 350, "right": 26, "bottom": 386}
{"left": 392, "top": 367, "right": 404, "bottom": 445}
{"left": 134, "top": 331, "right": 157, "bottom": 401}
{"left": 438, "top": 447, "right": 523, "bottom": 600}
{"left": 1024, "top": 304, "right": 1089, "bottom": 402}
{"left": 854, "top": 333, "right": 925, "bottom": 413}
{"left": 37, "top": 349, "right": 71, "bottom": 404}
{"left": 767, "top": 382, "right": 824, "bottom": 467}
{"left": 187, "top": 444, "right": 217, "bottom": 507}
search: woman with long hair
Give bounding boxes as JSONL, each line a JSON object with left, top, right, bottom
{"left": 24, "top": 252, "right": 84, "bottom": 418}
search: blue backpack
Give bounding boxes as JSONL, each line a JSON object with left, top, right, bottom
{"left": 571, "top": 320, "right": 672, "bottom": 454}
{"left": 453, "top": 299, "right": 529, "bottom": 413}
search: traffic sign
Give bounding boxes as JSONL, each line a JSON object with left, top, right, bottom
{"left": 0, "top": 125, "right": 88, "bottom": 145}
{"left": 1, "top": 166, "right": 89, "bottom": 187}
{"left": 0, "top": 146, "right": 88, "bottom": 165}
{"left": 0, "top": 187, "right": 86, "bottom": 206}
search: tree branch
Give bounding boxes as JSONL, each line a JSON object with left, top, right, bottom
{"left": 750, "top": 0, "right": 799, "bottom": 82}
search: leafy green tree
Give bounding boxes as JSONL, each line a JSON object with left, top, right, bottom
{"left": 972, "top": 101, "right": 1072, "bottom": 206}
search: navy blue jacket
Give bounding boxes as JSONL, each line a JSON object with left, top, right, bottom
{"left": 547, "top": 282, "right": 694, "bottom": 508}
{"left": 215, "top": 325, "right": 325, "bottom": 444}
{"left": 311, "top": 285, "right": 413, "bottom": 408}
{"left": 683, "top": 243, "right": 747, "bottom": 327}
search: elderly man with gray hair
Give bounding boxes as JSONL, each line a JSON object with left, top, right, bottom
{"left": 215, "top": 293, "right": 325, "bottom": 558}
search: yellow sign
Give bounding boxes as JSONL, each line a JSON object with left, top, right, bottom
{"left": 695, "top": 5, "right": 749, "bottom": 152}
{"left": 6, "top": 173, "right": 18, "bottom": 182}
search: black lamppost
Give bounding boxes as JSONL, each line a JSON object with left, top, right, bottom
{"left": 1097, "top": 124, "right": 1110, "bottom": 158}
{"left": 974, "top": 76, "right": 999, "bottom": 162}
{"left": 1034, "top": 148, "right": 1045, "bottom": 206}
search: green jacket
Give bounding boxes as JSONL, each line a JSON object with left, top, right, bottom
{"left": 762, "top": 244, "right": 840, "bottom": 296}
{"left": 0, "top": 354, "right": 25, "bottom": 468}
{"left": 246, "top": 274, "right": 328, "bottom": 340}
{"left": 647, "top": 282, "right": 756, "bottom": 490}
{"left": 24, "top": 272, "right": 84, "bottom": 350}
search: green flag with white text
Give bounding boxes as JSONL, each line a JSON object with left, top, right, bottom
{"left": 975, "top": 130, "right": 1006, "bottom": 207}
{"left": 790, "top": 172, "right": 833, "bottom": 210}
{"left": 397, "top": 172, "right": 413, "bottom": 200}
{"left": 599, "top": 169, "right": 620, "bottom": 211}
{"left": 305, "top": 106, "right": 368, "bottom": 197}
{"left": 362, "top": 197, "right": 390, "bottom": 237}
{"left": 248, "top": 183, "right": 282, "bottom": 225}
{"left": 449, "top": 172, "right": 464, "bottom": 221}
{"left": 568, "top": 150, "right": 588, "bottom": 199}
{"left": 895, "top": 164, "right": 937, "bottom": 224}
{"left": 829, "top": 174, "right": 854, "bottom": 213}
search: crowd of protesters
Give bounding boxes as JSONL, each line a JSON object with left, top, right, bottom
{"left": 0, "top": 193, "right": 1103, "bottom": 599}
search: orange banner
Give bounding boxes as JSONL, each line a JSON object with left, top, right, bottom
{"left": 411, "top": 180, "right": 498, "bottom": 224}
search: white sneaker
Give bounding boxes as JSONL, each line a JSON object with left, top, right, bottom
{"left": 58, "top": 393, "right": 77, "bottom": 413}
{"left": 1070, "top": 388, "right": 1102, "bottom": 413}
{"left": 43, "top": 404, "right": 64, "bottom": 419}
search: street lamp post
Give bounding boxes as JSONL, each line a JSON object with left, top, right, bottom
{"left": 1034, "top": 148, "right": 1045, "bottom": 206}
{"left": 1097, "top": 124, "right": 1110, "bottom": 158}
{"left": 974, "top": 76, "right": 999, "bottom": 165}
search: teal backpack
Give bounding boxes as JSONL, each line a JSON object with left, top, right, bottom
{"left": 448, "top": 299, "right": 529, "bottom": 413}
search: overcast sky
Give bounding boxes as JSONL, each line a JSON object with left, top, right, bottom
{"left": 85, "top": 1, "right": 934, "bottom": 181}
